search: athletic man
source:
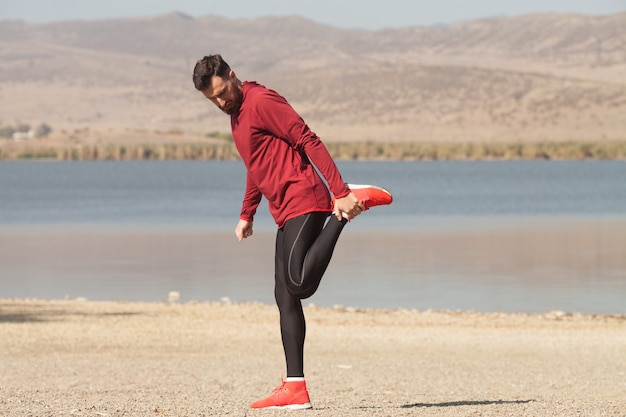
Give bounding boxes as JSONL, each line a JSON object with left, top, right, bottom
{"left": 192, "top": 54, "right": 392, "bottom": 409}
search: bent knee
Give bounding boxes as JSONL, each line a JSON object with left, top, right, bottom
{"left": 287, "top": 284, "right": 318, "bottom": 300}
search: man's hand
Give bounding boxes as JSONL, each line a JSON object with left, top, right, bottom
{"left": 333, "top": 192, "right": 364, "bottom": 221}
{"left": 235, "top": 219, "right": 254, "bottom": 241}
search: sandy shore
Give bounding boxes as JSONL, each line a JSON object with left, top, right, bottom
{"left": 1, "top": 299, "right": 624, "bottom": 416}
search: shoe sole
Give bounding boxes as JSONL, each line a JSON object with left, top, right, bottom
{"left": 346, "top": 183, "right": 392, "bottom": 196}
{"left": 258, "top": 403, "right": 312, "bottom": 410}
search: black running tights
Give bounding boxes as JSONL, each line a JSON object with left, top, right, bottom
{"left": 274, "top": 212, "right": 346, "bottom": 377}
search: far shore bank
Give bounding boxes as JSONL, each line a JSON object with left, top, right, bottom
{"left": 1, "top": 139, "right": 625, "bottom": 161}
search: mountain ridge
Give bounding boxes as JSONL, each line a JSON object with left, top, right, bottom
{"left": 0, "top": 12, "right": 624, "bottom": 143}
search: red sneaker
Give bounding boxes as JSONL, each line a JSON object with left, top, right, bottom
{"left": 347, "top": 184, "right": 393, "bottom": 210}
{"left": 250, "top": 379, "right": 312, "bottom": 410}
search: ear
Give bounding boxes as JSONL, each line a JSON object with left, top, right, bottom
{"left": 229, "top": 70, "right": 237, "bottom": 80}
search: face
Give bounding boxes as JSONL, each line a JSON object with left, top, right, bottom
{"left": 201, "top": 71, "right": 243, "bottom": 115}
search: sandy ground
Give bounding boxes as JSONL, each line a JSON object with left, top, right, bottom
{"left": 0, "top": 299, "right": 624, "bottom": 417}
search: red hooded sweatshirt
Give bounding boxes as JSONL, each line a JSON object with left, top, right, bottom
{"left": 231, "top": 81, "right": 350, "bottom": 228}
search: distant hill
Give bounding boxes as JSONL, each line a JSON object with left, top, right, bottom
{"left": 1, "top": 12, "right": 624, "bottom": 143}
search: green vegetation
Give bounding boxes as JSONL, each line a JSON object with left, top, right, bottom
{"left": 205, "top": 131, "right": 233, "bottom": 141}
{"left": 51, "top": 143, "right": 241, "bottom": 161}
{"left": 1, "top": 140, "right": 624, "bottom": 161}
{"left": 0, "top": 126, "right": 17, "bottom": 138}
{"left": 0, "top": 123, "right": 52, "bottom": 139}
{"left": 324, "top": 141, "right": 626, "bottom": 161}
{"left": 17, "top": 151, "right": 59, "bottom": 160}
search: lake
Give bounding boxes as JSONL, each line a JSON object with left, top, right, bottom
{"left": 1, "top": 160, "right": 624, "bottom": 314}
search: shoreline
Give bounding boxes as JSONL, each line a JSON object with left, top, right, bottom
{"left": 3, "top": 297, "right": 626, "bottom": 320}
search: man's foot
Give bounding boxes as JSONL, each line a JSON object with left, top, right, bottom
{"left": 347, "top": 184, "right": 393, "bottom": 210}
{"left": 250, "top": 379, "right": 312, "bottom": 410}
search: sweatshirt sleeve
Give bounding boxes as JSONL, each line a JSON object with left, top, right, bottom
{"left": 254, "top": 91, "right": 351, "bottom": 199}
{"left": 240, "top": 172, "right": 263, "bottom": 221}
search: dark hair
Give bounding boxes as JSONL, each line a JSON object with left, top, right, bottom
{"left": 192, "top": 54, "right": 231, "bottom": 91}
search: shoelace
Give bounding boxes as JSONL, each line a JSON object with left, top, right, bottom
{"left": 271, "top": 381, "right": 288, "bottom": 395}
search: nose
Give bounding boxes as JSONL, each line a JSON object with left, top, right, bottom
{"left": 216, "top": 97, "right": 226, "bottom": 107}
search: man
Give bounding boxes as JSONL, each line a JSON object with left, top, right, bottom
{"left": 192, "top": 54, "right": 392, "bottom": 410}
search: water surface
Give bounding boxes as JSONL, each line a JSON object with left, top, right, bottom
{"left": 1, "top": 161, "right": 624, "bottom": 313}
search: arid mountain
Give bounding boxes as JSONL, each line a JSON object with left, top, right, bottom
{"left": 1, "top": 12, "right": 624, "bottom": 143}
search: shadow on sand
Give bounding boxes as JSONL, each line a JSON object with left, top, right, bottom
{"left": 401, "top": 399, "right": 535, "bottom": 408}
{"left": 0, "top": 301, "right": 142, "bottom": 323}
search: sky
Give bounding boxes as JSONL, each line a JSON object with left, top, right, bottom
{"left": 1, "top": 0, "right": 624, "bottom": 29}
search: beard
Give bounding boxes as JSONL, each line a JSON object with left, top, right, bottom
{"left": 221, "top": 87, "right": 243, "bottom": 115}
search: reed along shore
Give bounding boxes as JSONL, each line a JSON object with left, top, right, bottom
{"left": 1, "top": 140, "right": 625, "bottom": 161}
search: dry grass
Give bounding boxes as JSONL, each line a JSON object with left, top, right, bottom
{"left": 2, "top": 138, "right": 624, "bottom": 161}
